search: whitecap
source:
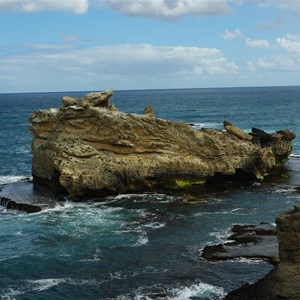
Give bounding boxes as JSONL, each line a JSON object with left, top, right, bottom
{"left": 0, "top": 176, "right": 31, "bottom": 185}
{"left": 1, "top": 287, "right": 25, "bottom": 300}
{"left": 143, "top": 222, "right": 166, "bottom": 229}
{"left": 209, "top": 226, "right": 233, "bottom": 243}
{"left": 226, "top": 257, "right": 267, "bottom": 265}
{"left": 274, "top": 187, "right": 297, "bottom": 194}
{"left": 169, "top": 281, "right": 225, "bottom": 300}
{"left": 28, "top": 278, "right": 66, "bottom": 291}
{"left": 190, "top": 122, "right": 222, "bottom": 129}
{"left": 290, "top": 153, "right": 300, "bottom": 158}
{"left": 134, "top": 233, "right": 149, "bottom": 247}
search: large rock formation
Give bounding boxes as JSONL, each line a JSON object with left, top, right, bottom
{"left": 30, "top": 90, "right": 294, "bottom": 199}
{"left": 225, "top": 203, "right": 300, "bottom": 300}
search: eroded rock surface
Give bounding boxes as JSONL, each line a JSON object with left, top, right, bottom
{"left": 202, "top": 223, "right": 279, "bottom": 264}
{"left": 30, "top": 89, "right": 295, "bottom": 199}
{"left": 225, "top": 203, "right": 300, "bottom": 300}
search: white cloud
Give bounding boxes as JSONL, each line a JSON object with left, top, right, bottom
{"left": 0, "top": 0, "right": 89, "bottom": 14}
{"left": 256, "top": 56, "right": 300, "bottom": 71}
{"left": 0, "top": 43, "right": 238, "bottom": 92}
{"left": 245, "top": 38, "right": 270, "bottom": 49}
{"left": 276, "top": 34, "right": 300, "bottom": 52}
{"left": 221, "top": 28, "right": 243, "bottom": 40}
{"left": 254, "top": 0, "right": 300, "bottom": 17}
{"left": 99, "top": 0, "right": 233, "bottom": 18}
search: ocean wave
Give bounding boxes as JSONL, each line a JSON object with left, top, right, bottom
{"left": 0, "top": 278, "right": 105, "bottom": 299}
{"left": 290, "top": 153, "right": 300, "bottom": 158}
{"left": 190, "top": 122, "right": 222, "bottom": 129}
{"left": 134, "top": 233, "right": 149, "bottom": 247}
{"left": 225, "top": 257, "right": 267, "bottom": 265}
{"left": 0, "top": 176, "right": 31, "bottom": 185}
{"left": 274, "top": 187, "right": 298, "bottom": 194}
{"left": 209, "top": 226, "right": 233, "bottom": 243}
{"left": 128, "top": 281, "right": 225, "bottom": 300}
{"left": 105, "top": 193, "right": 178, "bottom": 204}
{"left": 168, "top": 281, "right": 225, "bottom": 300}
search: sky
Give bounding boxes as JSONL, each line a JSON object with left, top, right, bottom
{"left": 0, "top": 0, "right": 300, "bottom": 93}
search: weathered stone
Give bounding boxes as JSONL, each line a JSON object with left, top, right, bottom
{"left": 61, "top": 96, "right": 80, "bottom": 108}
{"left": 277, "top": 129, "right": 296, "bottom": 141}
{"left": 223, "top": 120, "right": 253, "bottom": 141}
{"left": 225, "top": 204, "right": 300, "bottom": 300}
{"left": 30, "top": 90, "right": 294, "bottom": 199}
{"left": 143, "top": 104, "right": 155, "bottom": 117}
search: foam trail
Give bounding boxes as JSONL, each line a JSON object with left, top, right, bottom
{"left": 0, "top": 176, "right": 31, "bottom": 185}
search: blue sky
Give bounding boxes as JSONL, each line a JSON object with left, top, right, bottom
{"left": 0, "top": 0, "right": 300, "bottom": 92}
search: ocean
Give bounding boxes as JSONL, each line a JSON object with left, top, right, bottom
{"left": 0, "top": 86, "right": 300, "bottom": 299}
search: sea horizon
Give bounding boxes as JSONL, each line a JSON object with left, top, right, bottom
{"left": 1, "top": 84, "right": 300, "bottom": 96}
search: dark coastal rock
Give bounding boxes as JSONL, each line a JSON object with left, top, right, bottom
{"left": 225, "top": 203, "right": 300, "bottom": 300}
{"left": 202, "top": 223, "right": 279, "bottom": 264}
{"left": 29, "top": 89, "right": 295, "bottom": 199}
{"left": 276, "top": 129, "right": 296, "bottom": 141}
{"left": 0, "top": 196, "right": 41, "bottom": 213}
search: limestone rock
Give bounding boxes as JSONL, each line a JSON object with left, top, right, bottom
{"left": 143, "top": 104, "right": 155, "bottom": 117}
{"left": 223, "top": 120, "right": 253, "bottom": 141}
{"left": 30, "top": 90, "right": 294, "bottom": 199}
{"left": 225, "top": 203, "right": 300, "bottom": 300}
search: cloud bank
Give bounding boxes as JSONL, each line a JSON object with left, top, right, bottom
{"left": 1, "top": 0, "right": 300, "bottom": 18}
{"left": 0, "top": 0, "right": 89, "bottom": 14}
{"left": 0, "top": 44, "right": 238, "bottom": 92}
{"left": 101, "top": 0, "right": 233, "bottom": 18}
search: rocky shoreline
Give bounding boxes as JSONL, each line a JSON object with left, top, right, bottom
{"left": 225, "top": 203, "right": 300, "bottom": 300}
{"left": 202, "top": 222, "right": 279, "bottom": 264}
{"left": 30, "top": 89, "right": 294, "bottom": 199}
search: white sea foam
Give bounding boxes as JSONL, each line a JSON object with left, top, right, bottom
{"left": 190, "top": 122, "right": 222, "bottom": 129}
{"left": 29, "top": 278, "right": 66, "bottom": 291}
{"left": 209, "top": 226, "right": 233, "bottom": 243}
{"left": 134, "top": 233, "right": 149, "bottom": 247}
{"left": 143, "top": 221, "right": 166, "bottom": 229}
{"left": 274, "top": 187, "right": 297, "bottom": 194}
{"left": 1, "top": 288, "right": 25, "bottom": 300}
{"left": 290, "top": 153, "right": 300, "bottom": 158}
{"left": 0, "top": 176, "right": 31, "bottom": 185}
{"left": 226, "top": 257, "right": 266, "bottom": 265}
{"left": 169, "top": 281, "right": 225, "bottom": 300}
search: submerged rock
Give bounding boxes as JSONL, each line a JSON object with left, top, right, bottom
{"left": 202, "top": 223, "right": 279, "bottom": 264}
{"left": 30, "top": 89, "right": 295, "bottom": 199}
{"left": 225, "top": 203, "right": 300, "bottom": 300}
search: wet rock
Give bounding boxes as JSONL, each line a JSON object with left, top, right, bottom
{"left": 202, "top": 223, "right": 279, "bottom": 264}
{"left": 225, "top": 203, "right": 300, "bottom": 300}
{"left": 0, "top": 197, "right": 41, "bottom": 213}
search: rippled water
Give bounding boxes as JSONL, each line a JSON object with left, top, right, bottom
{"left": 0, "top": 87, "right": 300, "bottom": 299}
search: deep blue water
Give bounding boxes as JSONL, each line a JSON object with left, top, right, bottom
{"left": 0, "top": 86, "right": 300, "bottom": 299}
